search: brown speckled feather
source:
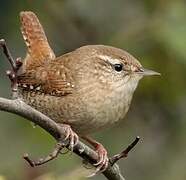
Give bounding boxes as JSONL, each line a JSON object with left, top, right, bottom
{"left": 20, "top": 11, "right": 55, "bottom": 71}
{"left": 18, "top": 62, "right": 74, "bottom": 96}
{"left": 19, "top": 11, "right": 73, "bottom": 96}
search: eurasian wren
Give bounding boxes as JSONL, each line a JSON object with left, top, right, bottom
{"left": 17, "top": 11, "right": 160, "bottom": 171}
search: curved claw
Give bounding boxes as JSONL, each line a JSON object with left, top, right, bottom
{"left": 87, "top": 157, "right": 109, "bottom": 177}
{"left": 82, "top": 136, "right": 109, "bottom": 176}
{"left": 94, "top": 144, "right": 109, "bottom": 172}
{"left": 86, "top": 143, "right": 109, "bottom": 177}
{"left": 94, "top": 149, "right": 105, "bottom": 166}
{"left": 62, "top": 124, "right": 79, "bottom": 151}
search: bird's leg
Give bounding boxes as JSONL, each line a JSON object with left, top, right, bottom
{"left": 82, "top": 136, "right": 109, "bottom": 175}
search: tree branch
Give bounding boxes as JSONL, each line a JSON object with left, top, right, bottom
{"left": 0, "top": 97, "right": 125, "bottom": 180}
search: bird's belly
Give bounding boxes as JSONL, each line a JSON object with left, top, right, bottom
{"left": 19, "top": 91, "right": 96, "bottom": 134}
{"left": 76, "top": 99, "right": 130, "bottom": 134}
{"left": 19, "top": 90, "right": 131, "bottom": 135}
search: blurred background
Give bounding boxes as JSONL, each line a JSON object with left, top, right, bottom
{"left": 0, "top": 0, "right": 186, "bottom": 180}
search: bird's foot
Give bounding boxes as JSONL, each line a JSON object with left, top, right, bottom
{"left": 82, "top": 136, "right": 109, "bottom": 177}
{"left": 62, "top": 124, "right": 79, "bottom": 151}
{"left": 91, "top": 143, "right": 109, "bottom": 176}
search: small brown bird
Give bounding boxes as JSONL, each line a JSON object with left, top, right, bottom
{"left": 17, "top": 11, "right": 160, "bottom": 170}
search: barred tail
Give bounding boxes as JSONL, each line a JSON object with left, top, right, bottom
{"left": 20, "top": 11, "right": 55, "bottom": 71}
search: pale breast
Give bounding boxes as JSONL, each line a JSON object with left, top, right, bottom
{"left": 18, "top": 75, "right": 137, "bottom": 135}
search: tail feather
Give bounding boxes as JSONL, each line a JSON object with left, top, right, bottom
{"left": 20, "top": 11, "right": 56, "bottom": 71}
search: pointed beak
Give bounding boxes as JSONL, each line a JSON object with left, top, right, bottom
{"left": 138, "top": 68, "right": 161, "bottom": 76}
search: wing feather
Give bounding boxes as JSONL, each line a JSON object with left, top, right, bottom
{"left": 18, "top": 64, "right": 74, "bottom": 96}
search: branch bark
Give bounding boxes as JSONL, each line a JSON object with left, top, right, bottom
{"left": 0, "top": 97, "right": 125, "bottom": 180}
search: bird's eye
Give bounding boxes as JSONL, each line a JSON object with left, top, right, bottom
{"left": 114, "top": 64, "right": 123, "bottom": 72}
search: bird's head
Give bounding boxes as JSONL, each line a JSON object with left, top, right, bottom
{"left": 75, "top": 45, "right": 160, "bottom": 94}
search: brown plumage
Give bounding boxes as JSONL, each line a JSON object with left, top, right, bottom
{"left": 20, "top": 11, "right": 55, "bottom": 71}
{"left": 18, "top": 11, "right": 159, "bottom": 170}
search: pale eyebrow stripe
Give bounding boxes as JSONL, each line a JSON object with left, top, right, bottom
{"left": 96, "top": 55, "right": 121, "bottom": 65}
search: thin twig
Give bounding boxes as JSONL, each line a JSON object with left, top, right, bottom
{"left": 109, "top": 137, "right": 140, "bottom": 166}
{"left": 23, "top": 142, "right": 64, "bottom": 167}
{"left": 0, "top": 39, "right": 22, "bottom": 98}
{"left": 0, "top": 39, "right": 17, "bottom": 70}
